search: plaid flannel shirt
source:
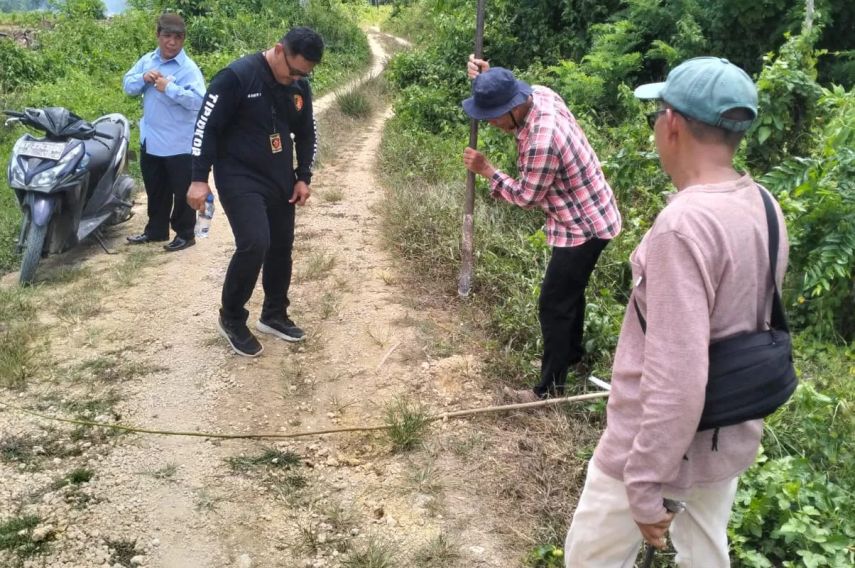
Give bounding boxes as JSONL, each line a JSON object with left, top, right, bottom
{"left": 490, "top": 86, "right": 621, "bottom": 247}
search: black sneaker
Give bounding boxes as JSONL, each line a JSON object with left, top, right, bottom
{"left": 256, "top": 315, "right": 305, "bottom": 342}
{"left": 218, "top": 317, "right": 263, "bottom": 357}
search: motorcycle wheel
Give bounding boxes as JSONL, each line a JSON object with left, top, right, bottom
{"left": 19, "top": 219, "right": 49, "bottom": 286}
{"left": 107, "top": 175, "right": 135, "bottom": 225}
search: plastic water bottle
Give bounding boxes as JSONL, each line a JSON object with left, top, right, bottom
{"left": 195, "top": 194, "right": 215, "bottom": 238}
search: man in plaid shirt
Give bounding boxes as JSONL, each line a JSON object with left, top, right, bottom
{"left": 462, "top": 60, "right": 621, "bottom": 402}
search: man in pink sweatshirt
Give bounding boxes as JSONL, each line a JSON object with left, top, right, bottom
{"left": 564, "top": 57, "right": 789, "bottom": 566}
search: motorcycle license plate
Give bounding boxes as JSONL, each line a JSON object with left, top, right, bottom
{"left": 18, "top": 140, "right": 66, "bottom": 160}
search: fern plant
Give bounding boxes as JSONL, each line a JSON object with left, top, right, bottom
{"left": 761, "top": 86, "right": 855, "bottom": 340}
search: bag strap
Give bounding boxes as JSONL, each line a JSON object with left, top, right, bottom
{"left": 757, "top": 185, "right": 790, "bottom": 332}
{"left": 633, "top": 184, "right": 789, "bottom": 334}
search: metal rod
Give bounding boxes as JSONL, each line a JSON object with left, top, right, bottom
{"left": 457, "top": 0, "right": 487, "bottom": 298}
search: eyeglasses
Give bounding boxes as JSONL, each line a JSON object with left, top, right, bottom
{"left": 283, "top": 52, "right": 312, "bottom": 79}
{"left": 646, "top": 109, "right": 666, "bottom": 129}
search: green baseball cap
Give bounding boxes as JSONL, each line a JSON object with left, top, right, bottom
{"left": 634, "top": 57, "right": 757, "bottom": 132}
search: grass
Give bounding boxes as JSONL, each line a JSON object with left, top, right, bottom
{"left": 319, "top": 290, "right": 341, "bottom": 320}
{"left": 68, "top": 424, "right": 114, "bottom": 445}
{"left": 320, "top": 187, "right": 345, "bottom": 203}
{"left": 0, "top": 324, "right": 41, "bottom": 389}
{"left": 71, "top": 351, "right": 165, "bottom": 383}
{"left": 112, "top": 248, "right": 157, "bottom": 287}
{"left": 296, "top": 519, "right": 322, "bottom": 555}
{"left": 0, "top": 425, "right": 113, "bottom": 465}
{"left": 407, "top": 457, "right": 443, "bottom": 496}
{"left": 272, "top": 472, "right": 307, "bottom": 491}
{"left": 366, "top": 325, "right": 390, "bottom": 348}
{"left": 316, "top": 74, "right": 391, "bottom": 166}
{"left": 448, "top": 430, "right": 489, "bottom": 458}
{"left": 337, "top": 89, "right": 373, "bottom": 118}
{"left": 50, "top": 467, "right": 94, "bottom": 490}
{"left": 53, "top": 283, "right": 104, "bottom": 324}
{"left": 383, "top": 397, "right": 431, "bottom": 452}
{"left": 328, "top": 395, "right": 356, "bottom": 416}
{"left": 42, "top": 468, "right": 97, "bottom": 509}
{"left": 410, "top": 312, "right": 467, "bottom": 361}
{"left": 0, "top": 286, "right": 36, "bottom": 323}
{"left": 0, "top": 514, "right": 46, "bottom": 558}
{"left": 492, "top": 407, "right": 601, "bottom": 546}
{"left": 0, "top": 432, "right": 82, "bottom": 463}
{"left": 54, "top": 391, "right": 121, "bottom": 418}
{"left": 226, "top": 448, "right": 301, "bottom": 473}
{"left": 322, "top": 501, "right": 357, "bottom": 533}
{"left": 193, "top": 488, "right": 220, "bottom": 512}
{"left": 0, "top": 285, "right": 42, "bottom": 388}
{"left": 144, "top": 462, "right": 178, "bottom": 481}
{"left": 281, "top": 360, "right": 306, "bottom": 387}
{"left": 38, "top": 265, "right": 91, "bottom": 285}
{"left": 412, "top": 533, "right": 460, "bottom": 567}
{"left": 0, "top": 435, "right": 34, "bottom": 463}
{"left": 300, "top": 251, "right": 337, "bottom": 282}
{"left": 342, "top": 538, "right": 397, "bottom": 568}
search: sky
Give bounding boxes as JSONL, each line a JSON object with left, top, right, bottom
{"left": 104, "top": 0, "right": 127, "bottom": 15}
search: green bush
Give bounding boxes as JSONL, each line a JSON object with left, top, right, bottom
{"left": 0, "top": 38, "right": 44, "bottom": 90}
{"left": 760, "top": 85, "right": 855, "bottom": 340}
{"left": 730, "top": 452, "right": 855, "bottom": 567}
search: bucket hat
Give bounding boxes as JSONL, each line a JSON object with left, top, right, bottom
{"left": 462, "top": 67, "right": 532, "bottom": 120}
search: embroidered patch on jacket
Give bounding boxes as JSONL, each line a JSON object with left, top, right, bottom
{"left": 294, "top": 94, "right": 304, "bottom": 112}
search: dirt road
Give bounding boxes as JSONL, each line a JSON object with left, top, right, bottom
{"left": 1, "top": 31, "right": 520, "bottom": 568}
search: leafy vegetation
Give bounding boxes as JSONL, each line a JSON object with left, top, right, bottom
{"left": 0, "top": 0, "right": 371, "bottom": 274}
{"left": 379, "top": 0, "right": 854, "bottom": 565}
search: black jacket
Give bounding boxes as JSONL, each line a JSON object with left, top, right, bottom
{"left": 191, "top": 52, "right": 316, "bottom": 196}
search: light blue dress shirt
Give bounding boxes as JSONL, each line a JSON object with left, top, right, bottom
{"left": 122, "top": 48, "right": 206, "bottom": 157}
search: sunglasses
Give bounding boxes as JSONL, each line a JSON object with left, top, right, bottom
{"left": 646, "top": 109, "right": 666, "bottom": 129}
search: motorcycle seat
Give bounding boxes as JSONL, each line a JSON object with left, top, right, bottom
{"left": 83, "top": 121, "right": 123, "bottom": 186}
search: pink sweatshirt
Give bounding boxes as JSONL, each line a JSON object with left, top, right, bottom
{"left": 593, "top": 174, "right": 789, "bottom": 523}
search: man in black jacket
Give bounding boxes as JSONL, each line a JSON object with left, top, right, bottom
{"left": 187, "top": 27, "right": 322, "bottom": 357}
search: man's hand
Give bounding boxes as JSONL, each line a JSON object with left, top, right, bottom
{"left": 636, "top": 512, "right": 675, "bottom": 550}
{"left": 290, "top": 181, "right": 311, "bottom": 206}
{"left": 187, "top": 181, "right": 212, "bottom": 212}
{"left": 463, "top": 147, "right": 496, "bottom": 179}
{"left": 153, "top": 75, "right": 172, "bottom": 93}
{"left": 143, "top": 70, "right": 162, "bottom": 85}
{"left": 467, "top": 54, "right": 490, "bottom": 80}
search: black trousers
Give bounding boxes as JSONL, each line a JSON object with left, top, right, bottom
{"left": 534, "top": 238, "right": 610, "bottom": 397}
{"left": 218, "top": 183, "right": 295, "bottom": 325}
{"left": 139, "top": 146, "right": 195, "bottom": 240}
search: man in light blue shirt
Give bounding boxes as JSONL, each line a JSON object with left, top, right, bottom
{"left": 123, "top": 12, "right": 205, "bottom": 252}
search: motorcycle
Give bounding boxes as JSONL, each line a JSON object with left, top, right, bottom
{"left": 5, "top": 107, "right": 135, "bottom": 284}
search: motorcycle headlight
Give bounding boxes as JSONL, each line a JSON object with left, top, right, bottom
{"left": 8, "top": 158, "right": 25, "bottom": 188}
{"left": 29, "top": 143, "right": 84, "bottom": 189}
{"left": 8, "top": 138, "right": 31, "bottom": 188}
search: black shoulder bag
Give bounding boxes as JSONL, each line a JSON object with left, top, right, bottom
{"left": 633, "top": 186, "right": 798, "bottom": 443}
